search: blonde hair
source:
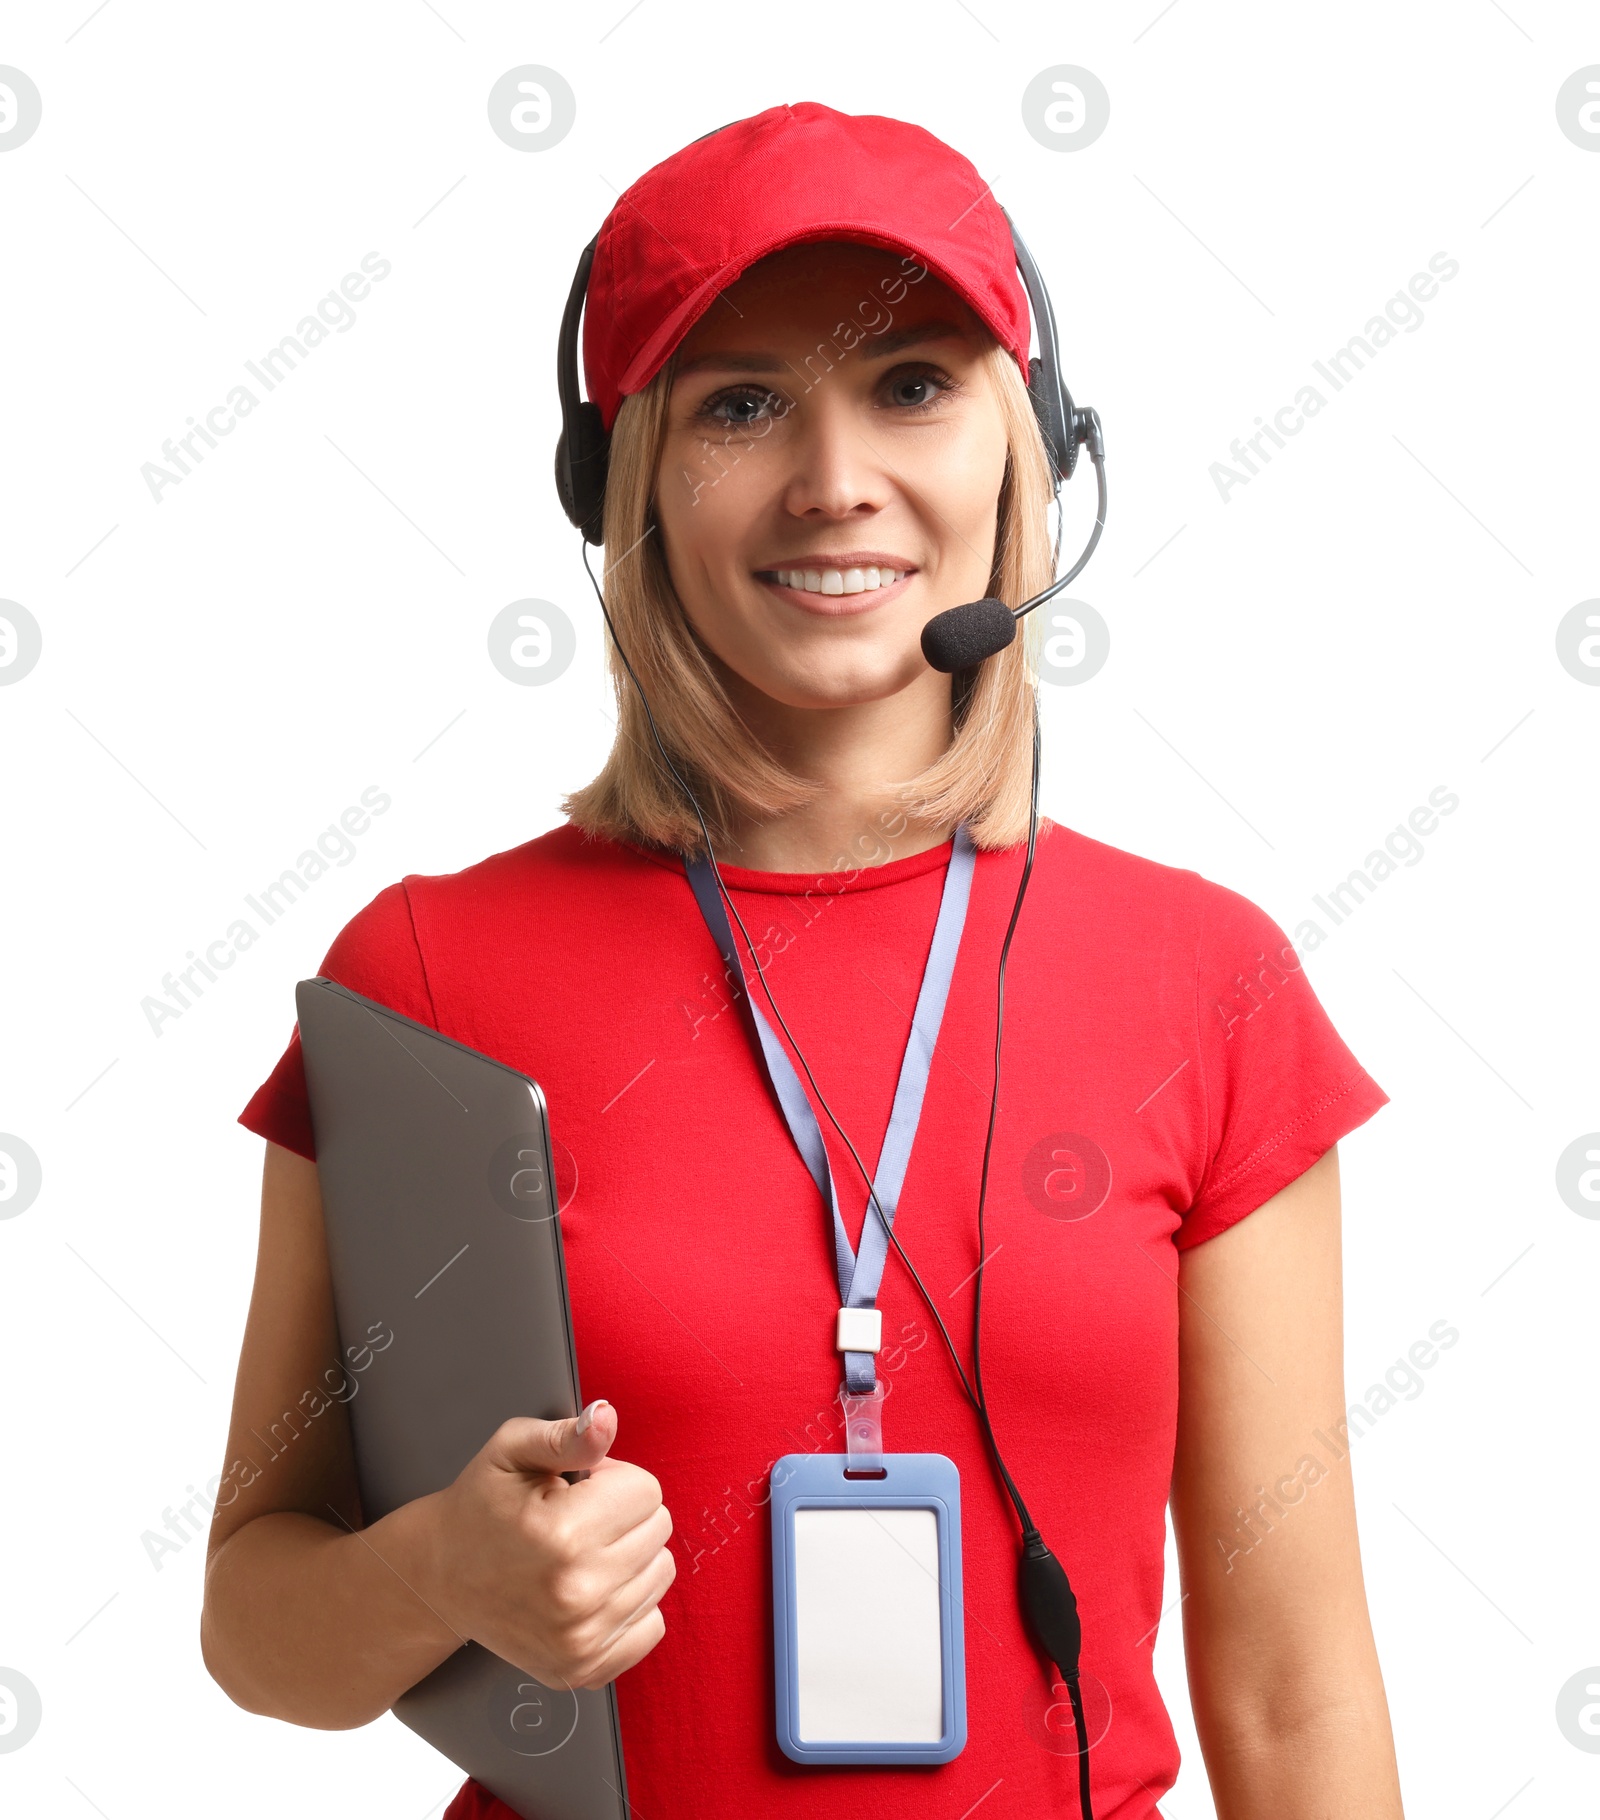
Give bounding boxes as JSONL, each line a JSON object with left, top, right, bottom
{"left": 563, "top": 337, "right": 1055, "bottom": 855}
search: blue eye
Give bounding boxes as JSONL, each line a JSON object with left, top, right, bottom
{"left": 697, "top": 386, "right": 787, "bottom": 428}
{"left": 888, "top": 374, "right": 940, "bottom": 407}
{"left": 884, "top": 366, "right": 959, "bottom": 412}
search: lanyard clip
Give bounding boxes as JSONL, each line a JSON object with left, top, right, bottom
{"left": 835, "top": 1306, "right": 883, "bottom": 1354}
{"left": 840, "top": 1380, "right": 886, "bottom": 1473}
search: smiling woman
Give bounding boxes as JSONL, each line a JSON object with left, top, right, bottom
{"left": 565, "top": 238, "right": 1054, "bottom": 860}
{"left": 209, "top": 100, "right": 1405, "bottom": 1820}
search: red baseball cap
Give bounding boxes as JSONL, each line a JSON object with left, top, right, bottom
{"left": 581, "top": 102, "right": 1032, "bottom": 432}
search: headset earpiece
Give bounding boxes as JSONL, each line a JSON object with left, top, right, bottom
{"left": 1005, "top": 208, "right": 1078, "bottom": 485}
{"left": 555, "top": 237, "right": 608, "bottom": 545}
{"left": 554, "top": 399, "right": 609, "bottom": 546}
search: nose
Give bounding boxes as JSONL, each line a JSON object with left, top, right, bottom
{"left": 778, "top": 386, "right": 894, "bottom": 523}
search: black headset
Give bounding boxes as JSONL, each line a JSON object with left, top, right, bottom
{"left": 554, "top": 179, "right": 1106, "bottom": 1820}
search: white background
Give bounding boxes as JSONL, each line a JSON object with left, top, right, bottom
{"left": 2, "top": 2, "right": 1597, "bottom": 1815}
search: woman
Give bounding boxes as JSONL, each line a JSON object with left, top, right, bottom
{"left": 202, "top": 104, "right": 1406, "bottom": 1819}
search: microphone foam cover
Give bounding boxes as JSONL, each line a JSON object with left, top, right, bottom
{"left": 920, "top": 598, "right": 1017, "bottom": 673}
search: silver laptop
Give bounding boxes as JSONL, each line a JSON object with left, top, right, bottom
{"left": 296, "top": 977, "right": 629, "bottom": 1820}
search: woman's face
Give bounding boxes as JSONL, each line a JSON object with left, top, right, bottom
{"left": 653, "top": 242, "right": 1010, "bottom": 714}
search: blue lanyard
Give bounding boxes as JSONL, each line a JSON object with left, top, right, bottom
{"left": 682, "top": 828, "right": 977, "bottom": 1393}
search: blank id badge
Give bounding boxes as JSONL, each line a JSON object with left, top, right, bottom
{"left": 770, "top": 1452, "right": 967, "bottom": 1765}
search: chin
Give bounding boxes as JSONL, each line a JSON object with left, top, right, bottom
{"left": 747, "top": 652, "right": 934, "bottom": 712}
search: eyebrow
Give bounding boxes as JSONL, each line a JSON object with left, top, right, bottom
{"left": 674, "top": 319, "right": 971, "bottom": 378}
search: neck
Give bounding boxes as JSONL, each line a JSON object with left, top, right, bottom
{"left": 723, "top": 670, "right": 956, "bottom": 873}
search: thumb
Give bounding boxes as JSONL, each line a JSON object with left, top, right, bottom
{"left": 492, "top": 1400, "right": 616, "bottom": 1478}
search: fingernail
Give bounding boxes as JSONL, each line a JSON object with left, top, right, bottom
{"left": 575, "top": 1398, "right": 607, "bottom": 1436}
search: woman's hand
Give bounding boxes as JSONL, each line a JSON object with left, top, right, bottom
{"left": 424, "top": 1400, "right": 676, "bottom": 1691}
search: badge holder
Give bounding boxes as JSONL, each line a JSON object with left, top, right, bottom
{"left": 770, "top": 1380, "right": 967, "bottom": 1767}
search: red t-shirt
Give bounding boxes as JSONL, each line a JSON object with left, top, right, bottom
{"left": 238, "top": 818, "right": 1387, "bottom": 1820}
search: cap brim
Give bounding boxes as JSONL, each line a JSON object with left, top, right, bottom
{"left": 614, "top": 221, "right": 1025, "bottom": 406}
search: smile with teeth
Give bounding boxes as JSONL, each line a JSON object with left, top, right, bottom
{"left": 760, "top": 565, "right": 907, "bottom": 596}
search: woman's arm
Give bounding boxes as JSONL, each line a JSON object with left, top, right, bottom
{"left": 1169, "top": 1145, "right": 1405, "bottom": 1818}
{"left": 201, "top": 1140, "right": 674, "bottom": 1729}
{"left": 201, "top": 1139, "right": 458, "bottom": 1726}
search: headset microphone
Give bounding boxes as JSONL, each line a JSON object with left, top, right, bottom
{"left": 920, "top": 407, "right": 1107, "bottom": 674}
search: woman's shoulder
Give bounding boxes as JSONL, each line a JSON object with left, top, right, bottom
{"left": 1037, "top": 817, "right": 1283, "bottom": 948}
{"left": 240, "top": 824, "right": 648, "bottom": 1156}
{"left": 323, "top": 820, "right": 659, "bottom": 978}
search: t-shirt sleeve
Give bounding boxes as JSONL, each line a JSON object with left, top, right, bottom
{"left": 1176, "top": 879, "right": 1390, "bottom": 1249}
{"left": 236, "top": 880, "right": 437, "bottom": 1161}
